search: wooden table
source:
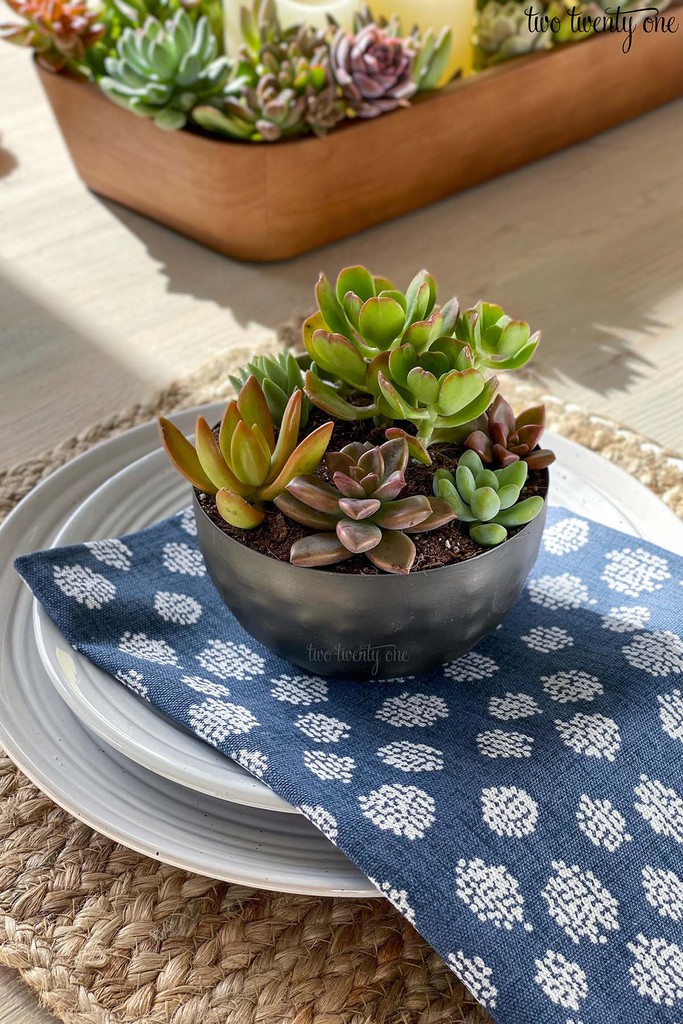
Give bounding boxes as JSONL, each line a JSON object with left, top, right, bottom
{"left": 1, "top": 37, "right": 682, "bottom": 1024}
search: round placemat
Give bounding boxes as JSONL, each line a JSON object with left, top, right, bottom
{"left": 0, "top": 336, "right": 681, "bottom": 1024}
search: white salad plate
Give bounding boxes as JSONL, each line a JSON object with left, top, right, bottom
{"left": 3, "top": 404, "right": 683, "bottom": 895}
{"left": 32, "top": 407, "right": 683, "bottom": 822}
{"left": 0, "top": 405, "right": 372, "bottom": 896}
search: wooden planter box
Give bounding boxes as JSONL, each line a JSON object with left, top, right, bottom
{"left": 38, "top": 23, "right": 683, "bottom": 262}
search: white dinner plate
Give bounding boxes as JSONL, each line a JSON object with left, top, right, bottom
{"left": 33, "top": 407, "right": 683, "bottom": 817}
{"left": 0, "top": 406, "right": 373, "bottom": 896}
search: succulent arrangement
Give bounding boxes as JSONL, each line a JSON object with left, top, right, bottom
{"left": 1, "top": 0, "right": 457, "bottom": 139}
{"left": 159, "top": 264, "right": 552, "bottom": 575}
{"left": 4, "top": 0, "right": 634, "bottom": 140}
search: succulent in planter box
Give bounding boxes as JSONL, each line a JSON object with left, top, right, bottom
{"left": 0, "top": 0, "right": 104, "bottom": 73}
{"left": 100, "top": 8, "right": 230, "bottom": 129}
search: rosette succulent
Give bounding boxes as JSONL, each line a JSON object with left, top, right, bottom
{"left": 465, "top": 395, "right": 556, "bottom": 469}
{"left": 303, "top": 266, "right": 540, "bottom": 448}
{"left": 434, "top": 450, "right": 544, "bottom": 546}
{"left": 99, "top": 8, "right": 230, "bottom": 129}
{"left": 330, "top": 23, "right": 416, "bottom": 118}
{"left": 350, "top": 3, "right": 453, "bottom": 91}
{"left": 158, "top": 376, "right": 333, "bottom": 528}
{"left": 475, "top": 0, "right": 552, "bottom": 67}
{"left": 193, "top": 0, "right": 344, "bottom": 140}
{"left": 0, "top": 0, "right": 103, "bottom": 72}
{"left": 229, "top": 351, "right": 312, "bottom": 428}
{"left": 275, "top": 437, "right": 455, "bottom": 573}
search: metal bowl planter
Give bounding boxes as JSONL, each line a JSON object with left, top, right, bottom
{"left": 193, "top": 474, "right": 548, "bottom": 680}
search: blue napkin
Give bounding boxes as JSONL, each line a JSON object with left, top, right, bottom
{"left": 15, "top": 506, "right": 683, "bottom": 1024}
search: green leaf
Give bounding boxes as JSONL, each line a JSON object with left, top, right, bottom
{"left": 237, "top": 375, "right": 275, "bottom": 451}
{"left": 407, "top": 367, "right": 439, "bottom": 405}
{"left": 230, "top": 421, "right": 270, "bottom": 488}
{"left": 387, "top": 344, "right": 417, "bottom": 389}
{"left": 379, "top": 289, "right": 408, "bottom": 313}
{"left": 476, "top": 469, "right": 499, "bottom": 491}
{"left": 377, "top": 373, "right": 416, "bottom": 420}
{"left": 336, "top": 265, "right": 376, "bottom": 304}
{"left": 497, "top": 484, "right": 521, "bottom": 509}
{"left": 158, "top": 417, "right": 216, "bottom": 494}
{"left": 456, "top": 465, "right": 476, "bottom": 504}
{"left": 309, "top": 330, "right": 367, "bottom": 389}
{"left": 470, "top": 523, "right": 507, "bottom": 547}
{"left": 304, "top": 370, "right": 376, "bottom": 420}
{"left": 358, "top": 296, "right": 406, "bottom": 350}
{"left": 493, "top": 496, "right": 544, "bottom": 527}
{"left": 437, "top": 368, "right": 486, "bottom": 417}
{"left": 436, "top": 478, "right": 475, "bottom": 521}
{"left": 402, "top": 319, "right": 433, "bottom": 354}
{"left": 436, "top": 377, "right": 498, "bottom": 429}
{"left": 471, "top": 486, "right": 501, "bottom": 522}
{"left": 495, "top": 461, "right": 528, "bottom": 489}
{"left": 316, "top": 273, "right": 352, "bottom": 339}
{"left": 459, "top": 450, "right": 484, "bottom": 476}
{"left": 497, "top": 319, "right": 530, "bottom": 355}
{"left": 215, "top": 489, "right": 264, "bottom": 529}
{"left": 483, "top": 336, "right": 539, "bottom": 371}
{"left": 259, "top": 421, "right": 334, "bottom": 501}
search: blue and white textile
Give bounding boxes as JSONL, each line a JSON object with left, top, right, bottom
{"left": 16, "top": 507, "right": 683, "bottom": 1024}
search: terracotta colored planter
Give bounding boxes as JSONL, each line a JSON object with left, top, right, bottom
{"left": 37, "top": 22, "right": 683, "bottom": 261}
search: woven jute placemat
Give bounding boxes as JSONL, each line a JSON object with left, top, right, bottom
{"left": 1, "top": 332, "right": 681, "bottom": 1024}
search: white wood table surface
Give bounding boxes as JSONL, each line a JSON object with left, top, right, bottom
{"left": 1, "top": 36, "right": 682, "bottom": 1024}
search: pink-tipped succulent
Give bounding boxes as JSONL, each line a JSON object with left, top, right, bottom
{"left": 330, "top": 24, "right": 416, "bottom": 118}
{"left": 275, "top": 437, "right": 455, "bottom": 573}
{"left": 159, "top": 376, "right": 334, "bottom": 529}
{"left": 0, "top": 0, "right": 103, "bottom": 71}
{"left": 465, "top": 394, "right": 556, "bottom": 470}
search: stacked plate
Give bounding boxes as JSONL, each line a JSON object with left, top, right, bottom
{"left": 1, "top": 403, "right": 682, "bottom": 896}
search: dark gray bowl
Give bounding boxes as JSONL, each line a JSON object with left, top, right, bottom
{"left": 193, "top": 484, "right": 548, "bottom": 680}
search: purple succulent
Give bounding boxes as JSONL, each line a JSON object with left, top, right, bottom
{"left": 330, "top": 23, "right": 417, "bottom": 119}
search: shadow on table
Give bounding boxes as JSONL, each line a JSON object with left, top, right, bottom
{"left": 103, "top": 98, "right": 683, "bottom": 398}
{"left": 0, "top": 144, "right": 18, "bottom": 179}
{"left": 0, "top": 268, "right": 157, "bottom": 470}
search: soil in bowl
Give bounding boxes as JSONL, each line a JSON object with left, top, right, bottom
{"left": 198, "top": 413, "right": 549, "bottom": 575}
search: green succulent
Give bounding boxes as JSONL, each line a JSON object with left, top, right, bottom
{"left": 99, "top": 8, "right": 230, "bottom": 130}
{"left": 434, "top": 450, "right": 544, "bottom": 546}
{"left": 474, "top": 0, "right": 552, "bottom": 68}
{"left": 229, "top": 351, "right": 312, "bottom": 428}
{"left": 351, "top": 3, "right": 454, "bottom": 90}
{"left": 193, "top": 0, "right": 344, "bottom": 140}
{"left": 455, "top": 300, "right": 540, "bottom": 370}
{"left": 275, "top": 438, "right": 455, "bottom": 573}
{"left": 302, "top": 266, "right": 538, "bottom": 450}
{"left": 158, "top": 376, "right": 333, "bottom": 528}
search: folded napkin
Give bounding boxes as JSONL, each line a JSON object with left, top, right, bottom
{"left": 16, "top": 506, "right": 683, "bottom": 1024}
